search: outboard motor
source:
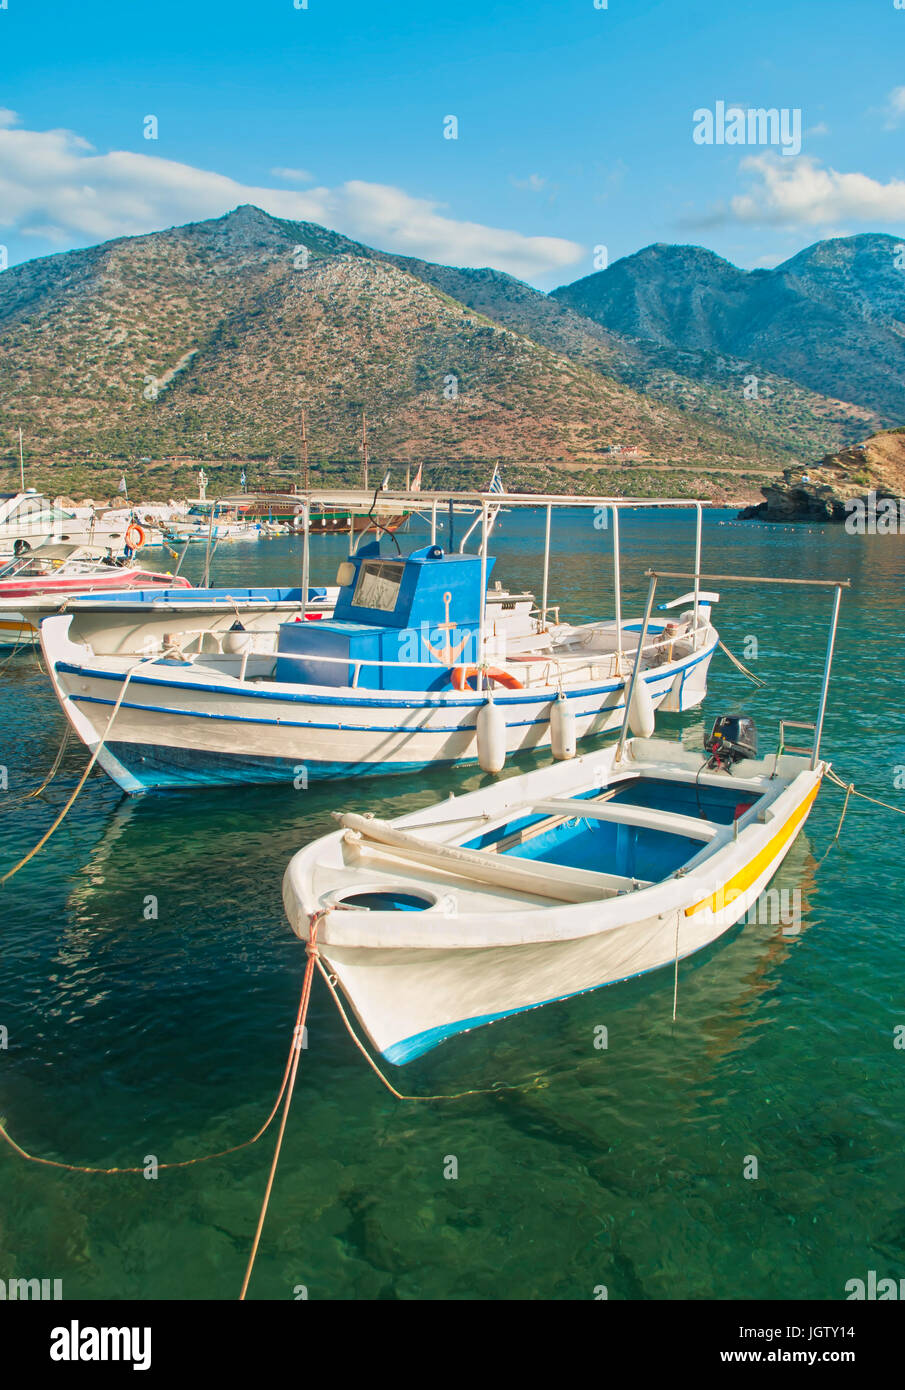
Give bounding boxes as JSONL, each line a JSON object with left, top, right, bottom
{"left": 704, "top": 714, "right": 757, "bottom": 770}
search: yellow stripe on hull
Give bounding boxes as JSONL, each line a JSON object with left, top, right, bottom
{"left": 686, "top": 779, "right": 821, "bottom": 917}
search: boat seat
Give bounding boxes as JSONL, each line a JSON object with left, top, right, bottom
{"left": 337, "top": 812, "right": 644, "bottom": 905}
{"left": 526, "top": 798, "right": 721, "bottom": 842}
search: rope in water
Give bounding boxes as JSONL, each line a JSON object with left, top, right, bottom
{"left": 2, "top": 726, "right": 72, "bottom": 810}
{"left": 238, "top": 921, "right": 320, "bottom": 1300}
{"left": 1, "top": 646, "right": 184, "bottom": 885}
{"left": 0, "top": 657, "right": 155, "bottom": 886}
{"left": 717, "top": 639, "right": 766, "bottom": 688}
{"left": 824, "top": 765, "right": 905, "bottom": 818}
{"left": 817, "top": 765, "right": 905, "bottom": 862}
{"left": 0, "top": 966, "right": 312, "bottom": 1176}
{"left": 0, "top": 624, "right": 39, "bottom": 670}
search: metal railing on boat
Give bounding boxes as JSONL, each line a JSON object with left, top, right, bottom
{"left": 615, "top": 569, "right": 851, "bottom": 770}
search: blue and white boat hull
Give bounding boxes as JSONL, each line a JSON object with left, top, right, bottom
{"left": 40, "top": 615, "right": 717, "bottom": 793}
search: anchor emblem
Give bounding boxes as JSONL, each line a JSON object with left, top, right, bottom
{"left": 422, "top": 591, "right": 471, "bottom": 665}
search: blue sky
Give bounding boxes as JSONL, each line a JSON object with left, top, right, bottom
{"left": 2, "top": 0, "right": 905, "bottom": 286}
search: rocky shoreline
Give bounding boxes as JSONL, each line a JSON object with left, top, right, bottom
{"left": 738, "top": 431, "right": 905, "bottom": 522}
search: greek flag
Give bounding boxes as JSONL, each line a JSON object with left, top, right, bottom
{"left": 488, "top": 463, "right": 504, "bottom": 494}
{"left": 118, "top": 475, "right": 128, "bottom": 495}
{"left": 240, "top": 469, "right": 247, "bottom": 489}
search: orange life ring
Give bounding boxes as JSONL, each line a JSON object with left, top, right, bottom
{"left": 451, "top": 665, "right": 524, "bottom": 692}
{"left": 125, "top": 523, "right": 146, "bottom": 550}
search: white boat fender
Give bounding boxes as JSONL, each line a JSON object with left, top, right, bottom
{"left": 476, "top": 690, "right": 507, "bottom": 774}
{"left": 549, "top": 692, "right": 577, "bottom": 760}
{"left": 223, "top": 619, "right": 252, "bottom": 655}
{"left": 626, "top": 675, "right": 656, "bottom": 738}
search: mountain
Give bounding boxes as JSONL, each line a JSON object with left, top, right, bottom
{"left": 552, "top": 235, "right": 905, "bottom": 421}
{"left": 0, "top": 208, "right": 888, "bottom": 499}
{"left": 393, "top": 256, "right": 876, "bottom": 463}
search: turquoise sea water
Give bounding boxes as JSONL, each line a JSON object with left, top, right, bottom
{"left": 1, "top": 507, "right": 903, "bottom": 1301}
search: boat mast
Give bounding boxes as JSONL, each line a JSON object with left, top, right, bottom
{"left": 361, "top": 412, "right": 369, "bottom": 491}
{"left": 612, "top": 505, "right": 623, "bottom": 671}
{"left": 477, "top": 499, "right": 489, "bottom": 691}
{"left": 18, "top": 427, "right": 25, "bottom": 492}
{"left": 615, "top": 572, "right": 658, "bottom": 764}
{"left": 301, "top": 408, "right": 310, "bottom": 492}
{"left": 541, "top": 504, "right": 552, "bottom": 630}
{"left": 812, "top": 583, "right": 843, "bottom": 769}
{"left": 693, "top": 503, "right": 703, "bottom": 632}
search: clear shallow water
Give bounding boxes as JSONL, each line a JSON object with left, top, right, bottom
{"left": 1, "top": 508, "right": 903, "bottom": 1301}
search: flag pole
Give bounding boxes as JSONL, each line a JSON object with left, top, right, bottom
{"left": 18, "top": 428, "right": 25, "bottom": 491}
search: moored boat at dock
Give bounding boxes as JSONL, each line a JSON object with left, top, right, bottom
{"left": 37, "top": 491, "right": 721, "bottom": 792}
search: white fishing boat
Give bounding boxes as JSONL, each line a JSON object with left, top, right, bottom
{"left": 0, "top": 544, "right": 190, "bottom": 649}
{"left": 28, "top": 581, "right": 538, "bottom": 659}
{"left": 38, "top": 492, "right": 720, "bottom": 792}
{"left": 0, "top": 491, "right": 162, "bottom": 556}
{"left": 281, "top": 571, "right": 847, "bottom": 1063}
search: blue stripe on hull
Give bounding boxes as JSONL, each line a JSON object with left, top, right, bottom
{"left": 382, "top": 932, "right": 738, "bottom": 1064}
{"left": 57, "top": 644, "right": 716, "bottom": 710}
{"left": 103, "top": 740, "right": 462, "bottom": 790}
{"left": 70, "top": 691, "right": 628, "bottom": 735}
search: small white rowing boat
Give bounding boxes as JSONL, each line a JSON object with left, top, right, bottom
{"left": 281, "top": 570, "right": 848, "bottom": 1065}
{"left": 282, "top": 733, "right": 824, "bottom": 1063}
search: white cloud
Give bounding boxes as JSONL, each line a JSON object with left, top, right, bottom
{"left": 511, "top": 173, "right": 546, "bottom": 192}
{"left": 883, "top": 86, "right": 905, "bottom": 129}
{"left": 270, "top": 166, "right": 314, "bottom": 183}
{"left": 726, "top": 154, "right": 905, "bottom": 226}
{"left": 0, "top": 120, "right": 583, "bottom": 280}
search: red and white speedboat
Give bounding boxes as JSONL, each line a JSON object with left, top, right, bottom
{"left": 0, "top": 544, "right": 190, "bottom": 648}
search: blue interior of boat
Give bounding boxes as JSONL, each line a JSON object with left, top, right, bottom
{"left": 463, "top": 777, "right": 762, "bottom": 883}
{"left": 337, "top": 890, "right": 435, "bottom": 912}
{"left": 274, "top": 544, "right": 494, "bottom": 690}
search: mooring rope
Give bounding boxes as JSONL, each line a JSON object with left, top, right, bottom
{"left": 0, "top": 962, "right": 313, "bottom": 1176}
{"left": 0, "top": 627, "right": 33, "bottom": 670}
{"left": 824, "top": 766, "right": 905, "bottom": 818}
{"left": 1, "top": 726, "right": 73, "bottom": 810}
{"left": 717, "top": 639, "right": 766, "bottom": 688}
{"left": 0, "top": 651, "right": 176, "bottom": 886}
{"left": 238, "top": 919, "right": 321, "bottom": 1300}
{"left": 814, "top": 766, "right": 905, "bottom": 864}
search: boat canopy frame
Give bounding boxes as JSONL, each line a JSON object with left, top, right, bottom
{"left": 615, "top": 569, "right": 850, "bottom": 770}
{"left": 284, "top": 488, "right": 711, "bottom": 690}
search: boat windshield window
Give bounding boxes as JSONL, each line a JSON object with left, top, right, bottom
{"left": 351, "top": 560, "right": 404, "bottom": 612}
